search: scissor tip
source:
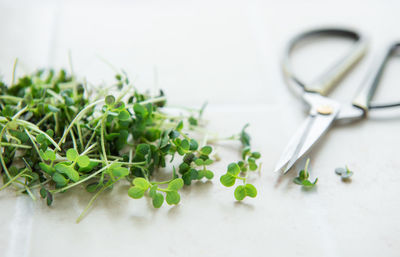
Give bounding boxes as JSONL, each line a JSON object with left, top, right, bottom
{"left": 274, "top": 163, "right": 293, "bottom": 174}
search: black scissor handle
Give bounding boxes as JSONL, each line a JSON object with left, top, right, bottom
{"left": 353, "top": 43, "right": 400, "bottom": 111}
{"left": 283, "top": 28, "right": 369, "bottom": 95}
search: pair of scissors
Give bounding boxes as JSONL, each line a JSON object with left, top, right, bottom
{"left": 275, "top": 27, "right": 400, "bottom": 174}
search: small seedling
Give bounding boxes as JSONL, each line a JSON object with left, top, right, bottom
{"left": 335, "top": 166, "right": 354, "bottom": 180}
{"left": 220, "top": 124, "right": 261, "bottom": 201}
{"left": 293, "top": 158, "right": 318, "bottom": 188}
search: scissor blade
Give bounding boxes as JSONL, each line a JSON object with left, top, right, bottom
{"left": 275, "top": 110, "right": 339, "bottom": 174}
{"left": 274, "top": 115, "right": 315, "bottom": 173}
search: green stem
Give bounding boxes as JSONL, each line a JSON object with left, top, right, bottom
{"left": 76, "top": 122, "right": 84, "bottom": 152}
{"left": 0, "top": 168, "right": 28, "bottom": 191}
{"left": 100, "top": 114, "right": 109, "bottom": 166}
{"left": 58, "top": 99, "right": 104, "bottom": 147}
{"left": 16, "top": 119, "right": 61, "bottom": 151}
{"left": 0, "top": 123, "right": 11, "bottom": 179}
{"left": 50, "top": 162, "right": 115, "bottom": 194}
{"left": 24, "top": 185, "right": 37, "bottom": 201}
{"left": 0, "top": 142, "right": 31, "bottom": 149}
{"left": 151, "top": 179, "right": 173, "bottom": 185}
{"left": 0, "top": 96, "right": 23, "bottom": 103}
{"left": 76, "top": 179, "right": 120, "bottom": 223}
{"left": 37, "top": 113, "right": 53, "bottom": 127}
{"left": 84, "top": 121, "right": 101, "bottom": 150}
{"left": 11, "top": 58, "right": 18, "bottom": 86}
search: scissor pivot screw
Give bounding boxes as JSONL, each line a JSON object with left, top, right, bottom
{"left": 317, "top": 105, "right": 333, "bottom": 115}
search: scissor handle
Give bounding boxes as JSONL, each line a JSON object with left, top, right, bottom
{"left": 353, "top": 42, "right": 400, "bottom": 112}
{"left": 283, "top": 28, "right": 369, "bottom": 96}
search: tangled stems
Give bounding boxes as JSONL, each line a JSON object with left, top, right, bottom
{"left": 0, "top": 67, "right": 262, "bottom": 222}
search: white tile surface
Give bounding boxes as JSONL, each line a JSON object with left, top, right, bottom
{"left": 1, "top": 0, "right": 400, "bottom": 256}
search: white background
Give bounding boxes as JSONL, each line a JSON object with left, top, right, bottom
{"left": 1, "top": 0, "right": 400, "bottom": 256}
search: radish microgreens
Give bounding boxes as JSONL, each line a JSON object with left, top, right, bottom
{"left": 0, "top": 66, "right": 262, "bottom": 222}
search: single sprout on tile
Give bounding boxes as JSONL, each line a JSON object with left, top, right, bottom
{"left": 335, "top": 166, "right": 354, "bottom": 180}
{"left": 293, "top": 158, "right": 318, "bottom": 188}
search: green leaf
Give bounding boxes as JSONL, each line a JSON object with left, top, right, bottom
{"left": 205, "top": 170, "right": 214, "bottom": 179}
{"left": 204, "top": 159, "right": 213, "bottom": 165}
{"left": 341, "top": 171, "right": 353, "bottom": 179}
{"left": 180, "top": 139, "right": 190, "bottom": 151}
{"left": 189, "top": 139, "right": 198, "bottom": 150}
{"left": 152, "top": 193, "right": 164, "bottom": 208}
{"left": 227, "top": 163, "right": 240, "bottom": 175}
{"left": 46, "top": 192, "right": 53, "bottom": 206}
{"left": 39, "top": 162, "right": 55, "bottom": 175}
{"left": 105, "top": 133, "right": 120, "bottom": 141}
{"left": 114, "top": 101, "right": 125, "bottom": 110}
{"left": 200, "top": 146, "right": 212, "bottom": 155}
{"left": 240, "top": 124, "right": 251, "bottom": 147}
{"left": 335, "top": 167, "right": 346, "bottom": 175}
{"left": 251, "top": 152, "right": 261, "bottom": 159}
{"left": 133, "top": 103, "right": 147, "bottom": 117}
{"left": 169, "top": 130, "right": 180, "bottom": 139}
{"left": 66, "top": 148, "right": 79, "bottom": 162}
{"left": 105, "top": 95, "right": 115, "bottom": 106}
{"left": 118, "top": 110, "right": 131, "bottom": 121}
{"left": 128, "top": 187, "right": 145, "bottom": 199}
{"left": 166, "top": 191, "right": 180, "bottom": 205}
{"left": 149, "top": 185, "right": 158, "bottom": 198}
{"left": 78, "top": 161, "right": 99, "bottom": 173}
{"left": 76, "top": 155, "right": 90, "bottom": 168}
{"left": 86, "top": 183, "right": 99, "bottom": 193}
{"left": 220, "top": 173, "right": 236, "bottom": 187}
{"left": 182, "top": 169, "right": 198, "bottom": 185}
{"left": 46, "top": 129, "right": 54, "bottom": 138}
{"left": 299, "top": 170, "right": 308, "bottom": 180}
{"left": 183, "top": 153, "right": 195, "bottom": 164}
{"left": 179, "top": 162, "right": 190, "bottom": 174}
{"left": 197, "top": 170, "right": 205, "bottom": 179}
{"left": 249, "top": 162, "right": 258, "bottom": 171}
{"left": 293, "top": 177, "right": 303, "bottom": 185}
{"left": 47, "top": 104, "right": 60, "bottom": 113}
{"left": 112, "top": 167, "right": 129, "bottom": 177}
{"left": 194, "top": 159, "right": 204, "bottom": 166}
{"left": 54, "top": 163, "right": 80, "bottom": 182}
{"left": 44, "top": 150, "right": 56, "bottom": 161}
{"left": 133, "top": 177, "right": 150, "bottom": 190}
{"left": 40, "top": 188, "right": 47, "bottom": 198}
{"left": 245, "top": 184, "right": 257, "bottom": 198}
{"left": 36, "top": 133, "right": 47, "bottom": 144}
{"left": 52, "top": 172, "right": 68, "bottom": 187}
{"left": 302, "top": 179, "right": 318, "bottom": 187}
{"left": 168, "top": 178, "right": 184, "bottom": 191}
{"left": 176, "top": 121, "right": 183, "bottom": 131}
{"left": 188, "top": 116, "right": 198, "bottom": 126}
{"left": 234, "top": 185, "right": 246, "bottom": 201}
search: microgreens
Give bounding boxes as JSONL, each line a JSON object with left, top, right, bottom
{"left": 293, "top": 158, "right": 318, "bottom": 188}
{"left": 335, "top": 166, "right": 354, "bottom": 180}
{"left": 0, "top": 65, "right": 262, "bottom": 222}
